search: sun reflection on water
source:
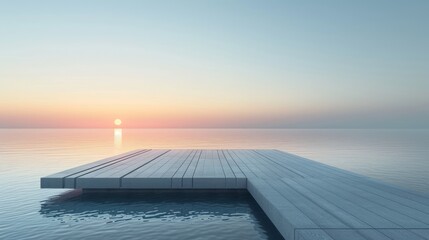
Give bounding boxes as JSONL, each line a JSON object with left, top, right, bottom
{"left": 114, "top": 128, "right": 122, "bottom": 148}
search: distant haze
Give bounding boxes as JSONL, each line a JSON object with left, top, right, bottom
{"left": 0, "top": 0, "right": 428, "bottom": 128}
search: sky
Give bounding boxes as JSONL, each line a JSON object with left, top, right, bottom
{"left": 0, "top": 0, "right": 428, "bottom": 128}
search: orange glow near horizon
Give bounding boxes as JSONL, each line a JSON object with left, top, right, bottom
{"left": 0, "top": 81, "right": 426, "bottom": 128}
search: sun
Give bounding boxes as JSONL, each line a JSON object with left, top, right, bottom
{"left": 114, "top": 119, "right": 122, "bottom": 126}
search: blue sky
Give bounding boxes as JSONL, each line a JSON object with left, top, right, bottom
{"left": 0, "top": 0, "right": 428, "bottom": 128}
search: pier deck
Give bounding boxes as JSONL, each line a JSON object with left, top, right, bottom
{"left": 41, "top": 149, "right": 429, "bottom": 240}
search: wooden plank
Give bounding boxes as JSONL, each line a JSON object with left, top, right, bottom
{"left": 121, "top": 150, "right": 191, "bottom": 188}
{"left": 352, "top": 229, "right": 393, "bottom": 240}
{"left": 282, "top": 178, "right": 400, "bottom": 228}
{"left": 269, "top": 179, "right": 348, "bottom": 229}
{"left": 252, "top": 150, "right": 307, "bottom": 178}
{"left": 299, "top": 229, "right": 428, "bottom": 240}
{"left": 296, "top": 230, "right": 334, "bottom": 240}
{"left": 319, "top": 176, "right": 429, "bottom": 226}
{"left": 378, "top": 229, "right": 427, "bottom": 240}
{"left": 193, "top": 150, "right": 226, "bottom": 188}
{"left": 267, "top": 150, "right": 350, "bottom": 179}
{"left": 75, "top": 150, "right": 169, "bottom": 188}
{"left": 324, "top": 229, "right": 378, "bottom": 240}
{"left": 411, "top": 229, "right": 429, "bottom": 240}
{"left": 181, "top": 150, "right": 202, "bottom": 188}
{"left": 123, "top": 150, "right": 182, "bottom": 178}
{"left": 232, "top": 150, "right": 272, "bottom": 179}
{"left": 171, "top": 150, "right": 199, "bottom": 188}
{"left": 226, "top": 150, "right": 258, "bottom": 179}
{"left": 268, "top": 150, "right": 429, "bottom": 213}
{"left": 272, "top": 150, "right": 429, "bottom": 208}
{"left": 41, "top": 149, "right": 147, "bottom": 188}
{"left": 162, "top": 150, "right": 196, "bottom": 179}
{"left": 63, "top": 150, "right": 154, "bottom": 188}
{"left": 216, "top": 150, "right": 236, "bottom": 188}
{"left": 272, "top": 150, "right": 429, "bottom": 217}
{"left": 220, "top": 150, "right": 247, "bottom": 188}
{"left": 246, "top": 178, "right": 318, "bottom": 240}
{"left": 281, "top": 179, "right": 370, "bottom": 228}
{"left": 273, "top": 150, "right": 429, "bottom": 213}
{"left": 273, "top": 150, "right": 365, "bottom": 178}
{"left": 325, "top": 174, "right": 429, "bottom": 215}
{"left": 305, "top": 178, "right": 428, "bottom": 228}
{"left": 155, "top": 150, "right": 193, "bottom": 179}
{"left": 240, "top": 150, "right": 285, "bottom": 179}
{"left": 255, "top": 150, "right": 321, "bottom": 178}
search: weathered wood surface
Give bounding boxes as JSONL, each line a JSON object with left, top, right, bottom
{"left": 41, "top": 149, "right": 429, "bottom": 240}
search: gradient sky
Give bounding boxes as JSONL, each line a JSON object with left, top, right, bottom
{"left": 0, "top": 0, "right": 428, "bottom": 128}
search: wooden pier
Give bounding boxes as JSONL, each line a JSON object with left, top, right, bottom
{"left": 41, "top": 149, "right": 429, "bottom": 240}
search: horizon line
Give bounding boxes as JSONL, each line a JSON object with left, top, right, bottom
{"left": 0, "top": 127, "right": 428, "bottom": 130}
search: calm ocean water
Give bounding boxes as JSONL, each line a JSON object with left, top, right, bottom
{"left": 1, "top": 129, "right": 428, "bottom": 240}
